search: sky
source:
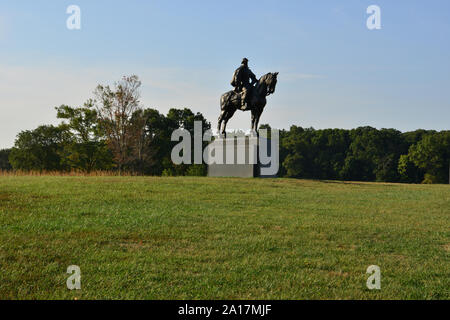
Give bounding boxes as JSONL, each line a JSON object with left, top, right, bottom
{"left": 1, "top": 0, "right": 450, "bottom": 148}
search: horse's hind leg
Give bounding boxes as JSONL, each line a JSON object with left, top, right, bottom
{"left": 218, "top": 110, "right": 225, "bottom": 134}
{"left": 251, "top": 112, "right": 255, "bottom": 132}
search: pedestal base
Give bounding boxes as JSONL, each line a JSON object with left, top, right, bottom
{"left": 207, "top": 136, "right": 276, "bottom": 178}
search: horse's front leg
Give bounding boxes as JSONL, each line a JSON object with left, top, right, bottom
{"left": 255, "top": 112, "right": 261, "bottom": 133}
{"left": 223, "top": 109, "right": 236, "bottom": 137}
{"left": 250, "top": 110, "right": 257, "bottom": 135}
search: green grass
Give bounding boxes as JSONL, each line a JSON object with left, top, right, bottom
{"left": 0, "top": 176, "right": 449, "bottom": 300}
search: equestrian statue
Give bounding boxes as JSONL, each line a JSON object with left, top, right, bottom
{"left": 218, "top": 58, "right": 278, "bottom": 136}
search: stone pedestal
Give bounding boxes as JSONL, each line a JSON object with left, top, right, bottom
{"left": 206, "top": 135, "right": 277, "bottom": 178}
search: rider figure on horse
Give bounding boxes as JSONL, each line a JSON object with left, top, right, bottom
{"left": 231, "top": 58, "right": 258, "bottom": 110}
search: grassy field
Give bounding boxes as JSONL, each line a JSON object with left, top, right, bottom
{"left": 0, "top": 176, "right": 448, "bottom": 300}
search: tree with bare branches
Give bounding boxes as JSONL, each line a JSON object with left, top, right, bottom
{"left": 95, "top": 75, "right": 142, "bottom": 174}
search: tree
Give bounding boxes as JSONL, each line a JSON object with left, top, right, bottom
{"left": 406, "top": 131, "right": 450, "bottom": 183}
{"left": 398, "top": 154, "right": 424, "bottom": 183}
{"left": 340, "top": 127, "right": 407, "bottom": 182}
{"left": 134, "top": 108, "right": 172, "bottom": 175}
{"left": 95, "top": 75, "right": 142, "bottom": 173}
{"left": 165, "top": 108, "right": 211, "bottom": 176}
{"left": 397, "top": 129, "right": 435, "bottom": 183}
{"left": 56, "top": 101, "right": 113, "bottom": 172}
{"left": 9, "top": 125, "right": 70, "bottom": 171}
{"left": 0, "top": 149, "right": 12, "bottom": 171}
{"left": 282, "top": 126, "right": 316, "bottom": 179}
{"left": 282, "top": 126, "right": 350, "bottom": 180}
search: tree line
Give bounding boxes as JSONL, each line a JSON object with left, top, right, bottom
{"left": 276, "top": 125, "right": 450, "bottom": 184}
{"left": 0, "top": 75, "right": 449, "bottom": 183}
{"left": 1, "top": 75, "right": 210, "bottom": 176}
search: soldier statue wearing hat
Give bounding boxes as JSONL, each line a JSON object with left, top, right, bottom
{"left": 231, "top": 58, "right": 258, "bottom": 110}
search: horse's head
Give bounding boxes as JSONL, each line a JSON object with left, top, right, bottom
{"left": 258, "top": 72, "right": 278, "bottom": 96}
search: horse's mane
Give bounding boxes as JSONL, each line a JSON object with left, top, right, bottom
{"left": 255, "top": 73, "right": 273, "bottom": 95}
{"left": 258, "top": 72, "right": 272, "bottom": 84}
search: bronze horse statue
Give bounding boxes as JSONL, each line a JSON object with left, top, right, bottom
{"left": 218, "top": 72, "right": 278, "bottom": 136}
